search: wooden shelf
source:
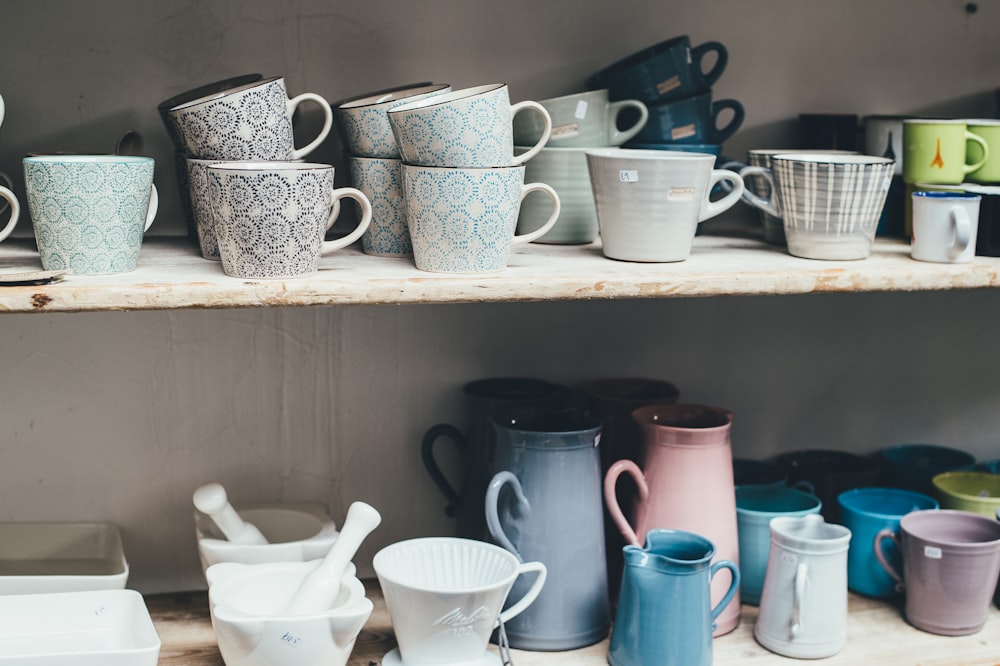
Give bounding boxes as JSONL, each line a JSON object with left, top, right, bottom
{"left": 149, "top": 583, "right": 1000, "bottom": 665}
{"left": 1, "top": 231, "right": 999, "bottom": 314}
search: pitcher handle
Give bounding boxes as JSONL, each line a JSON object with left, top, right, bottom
{"left": 497, "top": 560, "right": 547, "bottom": 626}
{"left": 604, "top": 459, "right": 647, "bottom": 547}
{"left": 709, "top": 559, "right": 741, "bottom": 629}
{"left": 420, "top": 424, "right": 467, "bottom": 517}
{"left": 873, "top": 528, "right": 904, "bottom": 593}
{"left": 485, "top": 471, "right": 529, "bottom": 561}
{"left": 790, "top": 562, "right": 808, "bottom": 638}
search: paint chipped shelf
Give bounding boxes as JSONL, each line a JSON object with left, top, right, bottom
{"left": 1, "top": 233, "right": 1000, "bottom": 314}
{"left": 150, "top": 583, "right": 1000, "bottom": 665}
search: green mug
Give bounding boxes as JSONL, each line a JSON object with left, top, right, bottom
{"left": 903, "top": 119, "right": 988, "bottom": 184}
{"left": 967, "top": 119, "right": 1000, "bottom": 184}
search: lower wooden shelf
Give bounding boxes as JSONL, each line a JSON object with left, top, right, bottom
{"left": 149, "top": 581, "right": 1000, "bottom": 665}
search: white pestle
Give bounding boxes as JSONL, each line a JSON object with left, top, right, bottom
{"left": 283, "top": 501, "right": 382, "bottom": 615}
{"left": 193, "top": 482, "right": 269, "bottom": 545}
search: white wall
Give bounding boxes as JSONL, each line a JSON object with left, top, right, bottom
{"left": 0, "top": 1, "right": 997, "bottom": 592}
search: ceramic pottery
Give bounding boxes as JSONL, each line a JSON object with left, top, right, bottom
{"left": 770, "top": 449, "right": 880, "bottom": 523}
{"left": 336, "top": 83, "right": 451, "bottom": 159}
{"left": 23, "top": 155, "right": 156, "bottom": 274}
{"left": 512, "top": 89, "right": 648, "bottom": 148}
{"left": 932, "top": 471, "right": 1000, "bottom": 518}
{"left": 630, "top": 92, "right": 744, "bottom": 146}
{"left": 903, "top": 119, "right": 989, "bottom": 185}
{"left": 207, "top": 161, "right": 371, "bottom": 279}
{"left": 167, "top": 76, "right": 333, "bottom": 161}
{"left": 515, "top": 146, "right": 598, "bottom": 244}
{"left": 157, "top": 73, "right": 264, "bottom": 150}
{"left": 486, "top": 408, "right": 609, "bottom": 650}
{"left": 967, "top": 119, "right": 1000, "bottom": 183}
{"left": 863, "top": 115, "right": 907, "bottom": 176}
{"left": 911, "top": 191, "right": 981, "bottom": 263}
{"left": 878, "top": 443, "right": 976, "bottom": 496}
{"left": 349, "top": 156, "right": 411, "bottom": 257}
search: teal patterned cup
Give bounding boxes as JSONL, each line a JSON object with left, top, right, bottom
{"left": 348, "top": 156, "right": 411, "bottom": 257}
{"left": 402, "top": 164, "right": 560, "bottom": 272}
{"left": 23, "top": 155, "right": 157, "bottom": 274}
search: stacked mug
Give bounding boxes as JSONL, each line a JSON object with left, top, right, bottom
{"left": 510, "top": 89, "right": 649, "bottom": 244}
{"left": 336, "top": 83, "right": 450, "bottom": 258}
{"left": 384, "top": 83, "right": 562, "bottom": 273}
{"left": 0, "top": 92, "right": 20, "bottom": 250}
{"left": 588, "top": 35, "right": 744, "bottom": 161}
{"left": 163, "top": 75, "right": 373, "bottom": 279}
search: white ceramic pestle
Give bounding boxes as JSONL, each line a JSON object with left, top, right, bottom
{"left": 284, "top": 501, "right": 382, "bottom": 615}
{"left": 193, "top": 482, "right": 269, "bottom": 545}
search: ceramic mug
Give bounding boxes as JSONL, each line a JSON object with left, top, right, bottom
{"left": 863, "top": 115, "right": 908, "bottom": 176}
{"left": 512, "top": 89, "right": 648, "bottom": 148}
{"left": 798, "top": 113, "right": 860, "bottom": 151}
{"left": 630, "top": 93, "right": 745, "bottom": 146}
{"left": 388, "top": 83, "right": 552, "bottom": 168}
{"left": 0, "top": 169, "right": 18, "bottom": 244}
{"left": 207, "top": 161, "right": 371, "bottom": 279}
{"left": 336, "top": 83, "right": 451, "bottom": 159}
{"left": 515, "top": 146, "right": 598, "bottom": 244}
{"left": 402, "top": 164, "right": 560, "bottom": 273}
{"left": 167, "top": 76, "right": 333, "bottom": 161}
{"left": 967, "top": 119, "right": 1000, "bottom": 183}
{"left": 739, "top": 153, "right": 895, "bottom": 260}
{"left": 931, "top": 471, "right": 1000, "bottom": 518}
{"left": 23, "top": 155, "right": 156, "bottom": 274}
{"left": 735, "top": 485, "right": 822, "bottom": 606}
{"left": 185, "top": 157, "right": 234, "bottom": 260}
{"left": 585, "top": 148, "right": 744, "bottom": 262}
{"left": 348, "top": 156, "right": 411, "bottom": 257}
{"left": 587, "top": 35, "right": 729, "bottom": 105}
{"left": 372, "top": 537, "right": 547, "bottom": 666}
{"left": 157, "top": 74, "right": 265, "bottom": 150}
{"left": 875, "top": 509, "right": 1000, "bottom": 635}
{"left": 770, "top": 449, "right": 881, "bottom": 523}
{"left": 837, "top": 487, "right": 938, "bottom": 599}
{"left": 910, "top": 191, "right": 981, "bottom": 263}
{"left": 903, "top": 119, "right": 989, "bottom": 185}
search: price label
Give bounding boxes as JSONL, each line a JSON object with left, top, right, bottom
{"left": 619, "top": 170, "right": 639, "bottom": 183}
{"left": 574, "top": 100, "right": 589, "bottom": 120}
{"left": 923, "top": 545, "right": 942, "bottom": 559}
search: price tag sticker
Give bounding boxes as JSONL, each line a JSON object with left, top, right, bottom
{"left": 551, "top": 123, "right": 580, "bottom": 139}
{"left": 574, "top": 100, "right": 589, "bottom": 120}
{"left": 923, "top": 545, "right": 943, "bottom": 559}
{"left": 619, "top": 170, "right": 639, "bottom": 183}
{"left": 668, "top": 187, "right": 696, "bottom": 202}
{"left": 280, "top": 631, "right": 303, "bottom": 647}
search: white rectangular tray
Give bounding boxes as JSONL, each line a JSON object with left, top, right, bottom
{"left": 0, "top": 589, "right": 160, "bottom": 664}
{"left": 0, "top": 522, "right": 129, "bottom": 594}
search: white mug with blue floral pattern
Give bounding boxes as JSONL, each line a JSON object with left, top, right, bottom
{"left": 23, "top": 155, "right": 156, "bottom": 274}
{"left": 168, "top": 76, "right": 333, "bottom": 161}
{"left": 388, "top": 84, "right": 552, "bottom": 168}
{"left": 402, "top": 164, "right": 560, "bottom": 273}
{"left": 207, "top": 162, "right": 372, "bottom": 279}
{"left": 349, "top": 156, "right": 411, "bottom": 257}
{"left": 337, "top": 83, "right": 451, "bottom": 159}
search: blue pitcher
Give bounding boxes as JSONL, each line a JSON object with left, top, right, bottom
{"left": 609, "top": 529, "right": 740, "bottom": 666}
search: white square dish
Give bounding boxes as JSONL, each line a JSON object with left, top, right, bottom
{"left": 0, "top": 522, "right": 129, "bottom": 594}
{"left": 0, "top": 589, "right": 160, "bottom": 665}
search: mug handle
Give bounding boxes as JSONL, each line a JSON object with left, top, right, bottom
{"left": 0, "top": 185, "right": 19, "bottom": 243}
{"left": 496, "top": 560, "right": 547, "bottom": 626}
{"left": 510, "top": 102, "right": 552, "bottom": 166}
{"left": 485, "top": 470, "right": 529, "bottom": 560}
{"left": 288, "top": 93, "right": 334, "bottom": 160}
{"left": 691, "top": 41, "right": 729, "bottom": 90}
{"left": 320, "top": 187, "right": 372, "bottom": 253}
{"left": 511, "top": 183, "right": 560, "bottom": 245}
{"left": 0, "top": 171, "right": 12, "bottom": 216}
{"left": 142, "top": 184, "right": 159, "bottom": 233}
{"left": 964, "top": 131, "right": 990, "bottom": 175}
{"left": 790, "top": 562, "right": 808, "bottom": 638}
{"left": 608, "top": 99, "right": 649, "bottom": 146}
{"left": 737, "top": 165, "right": 781, "bottom": 217}
{"left": 873, "top": 528, "right": 904, "bottom": 592}
{"left": 708, "top": 559, "right": 742, "bottom": 630}
{"left": 711, "top": 99, "right": 745, "bottom": 144}
{"left": 603, "top": 459, "right": 648, "bottom": 547}
{"left": 420, "top": 424, "right": 467, "bottom": 518}
{"left": 949, "top": 204, "right": 972, "bottom": 257}
{"left": 698, "top": 169, "right": 745, "bottom": 222}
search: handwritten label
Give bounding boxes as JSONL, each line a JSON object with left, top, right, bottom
{"left": 93, "top": 605, "right": 108, "bottom": 617}
{"left": 280, "top": 632, "right": 303, "bottom": 647}
{"left": 551, "top": 123, "right": 580, "bottom": 139}
{"left": 923, "top": 546, "right": 943, "bottom": 560}
{"left": 671, "top": 124, "right": 697, "bottom": 141}
{"left": 667, "top": 187, "right": 696, "bottom": 202}
{"left": 619, "top": 170, "right": 639, "bottom": 183}
{"left": 574, "top": 100, "right": 589, "bottom": 120}
{"left": 434, "top": 606, "right": 491, "bottom": 637}
{"left": 656, "top": 75, "right": 681, "bottom": 95}
{"left": 780, "top": 552, "right": 797, "bottom": 565}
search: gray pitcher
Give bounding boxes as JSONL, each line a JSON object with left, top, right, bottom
{"left": 485, "top": 408, "right": 610, "bottom": 650}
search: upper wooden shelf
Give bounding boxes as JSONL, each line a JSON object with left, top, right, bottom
{"left": 1, "top": 229, "right": 998, "bottom": 314}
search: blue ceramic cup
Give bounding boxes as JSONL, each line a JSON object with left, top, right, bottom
{"left": 630, "top": 93, "right": 744, "bottom": 146}
{"left": 609, "top": 529, "right": 739, "bottom": 666}
{"left": 735, "top": 485, "right": 822, "bottom": 605}
{"left": 587, "top": 35, "right": 728, "bottom": 105}
{"left": 878, "top": 444, "right": 976, "bottom": 496}
{"left": 837, "top": 487, "right": 938, "bottom": 598}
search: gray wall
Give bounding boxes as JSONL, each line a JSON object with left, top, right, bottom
{"left": 0, "top": 1, "right": 997, "bottom": 592}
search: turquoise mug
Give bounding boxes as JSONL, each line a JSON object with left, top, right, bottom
{"left": 609, "top": 529, "right": 739, "bottom": 666}
{"left": 878, "top": 444, "right": 976, "bottom": 496}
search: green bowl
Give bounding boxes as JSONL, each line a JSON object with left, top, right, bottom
{"left": 932, "top": 471, "right": 1000, "bottom": 518}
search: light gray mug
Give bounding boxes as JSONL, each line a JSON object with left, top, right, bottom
{"left": 513, "top": 89, "right": 648, "bottom": 149}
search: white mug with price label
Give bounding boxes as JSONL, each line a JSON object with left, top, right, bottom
{"left": 585, "top": 148, "right": 744, "bottom": 262}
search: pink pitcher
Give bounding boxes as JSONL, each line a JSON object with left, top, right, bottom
{"left": 604, "top": 403, "right": 741, "bottom": 636}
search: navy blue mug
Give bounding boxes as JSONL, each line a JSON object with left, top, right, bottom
{"left": 587, "top": 35, "right": 728, "bottom": 105}
{"left": 631, "top": 93, "right": 744, "bottom": 146}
